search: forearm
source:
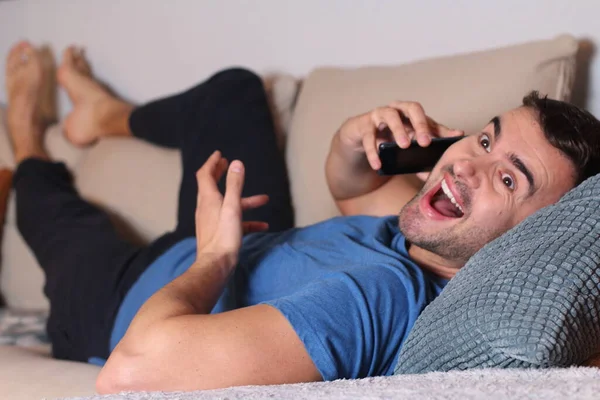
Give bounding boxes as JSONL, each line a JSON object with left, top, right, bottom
{"left": 326, "top": 132, "right": 391, "bottom": 201}
{"left": 118, "top": 254, "right": 232, "bottom": 348}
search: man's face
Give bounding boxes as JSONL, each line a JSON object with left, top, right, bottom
{"left": 399, "top": 106, "right": 576, "bottom": 266}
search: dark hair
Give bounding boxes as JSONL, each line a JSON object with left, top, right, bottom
{"left": 522, "top": 91, "right": 600, "bottom": 185}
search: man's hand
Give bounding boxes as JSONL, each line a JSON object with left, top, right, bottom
{"left": 326, "top": 101, "right": 464, "bottom": 216}
{"left": 195, "top": 151, "right": 269, "bottom": 267}
{"left": 100, "top": 152, "right": 320, "bottom": 392}
{"left": 337, "top": 101, "right": 464, "bottom": 179}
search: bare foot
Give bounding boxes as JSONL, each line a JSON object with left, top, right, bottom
{"left": 57, "top": 46, "right": 133, "bottom": 147}
{"left": 5, "top": 41, "right": 49, "bottom": 163}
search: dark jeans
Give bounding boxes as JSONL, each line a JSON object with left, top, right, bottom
{"left": 13, "top": 68, "right": 294, "bottom": 362}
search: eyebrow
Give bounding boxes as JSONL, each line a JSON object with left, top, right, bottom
{"left": 509, "top": 153, "right": 536, "bottom": 196}
{"left": 491, "top": 116, "right": 501, "bottom": 140}
{"left": 489, "top": 116, "right": 536, "bottom": 196}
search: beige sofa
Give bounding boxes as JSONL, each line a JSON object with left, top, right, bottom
{"left": 0, "top": 35, "right": 580, "bottom": 399}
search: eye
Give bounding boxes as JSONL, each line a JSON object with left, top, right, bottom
{"left": 501, "top": 173, "right": 515, "bottom": 191}
{"left": 479, "top": 133, "right": 491, "bottom": 153}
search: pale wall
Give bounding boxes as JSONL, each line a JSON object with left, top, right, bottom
{"left": 0, "top": 0, "right": 598, "bottom": 116}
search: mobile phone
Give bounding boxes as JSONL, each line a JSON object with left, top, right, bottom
{"left": 377, "top": 136, "right": 464, "bottom": 175}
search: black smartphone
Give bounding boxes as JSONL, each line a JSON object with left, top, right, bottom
{"left": 377, "top": 136, "right": 464, "bottom": 175}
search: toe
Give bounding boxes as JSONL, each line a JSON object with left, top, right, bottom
{"left": 61, "top": 46, "right": 77, "bottom": 69}
{"left": 6, "top": 41, "right": 31, "bottom": 73}
{"left": 68, "top": 46, "right": 91, "bottom": 76}
{"left": 57, "top": 46, "right": 76, "bottom": 83}
{"left": 21, "top": 44, "right": 40, "bottom": 65}
{"left": 9, "top": 41, "right": 31, "bottom": 57}
{"left": 75, "top": 49, "right": 92, "bottom": 76}
{"left": 18, "top": 46, "right": 44, "bottom": 80}
{"left": 63, "top": 45, "right": 80, "bottom": 67}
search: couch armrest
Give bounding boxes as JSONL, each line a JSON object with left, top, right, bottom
{"left": 0, "top": 168, "right": 13, "bottom": 306}
{"left": 0, "top": 169, "right": 12, "bottom": 226}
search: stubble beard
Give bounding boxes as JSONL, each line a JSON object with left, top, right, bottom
{"left": 398, "top": 194, "right": 504, "bottom": 265}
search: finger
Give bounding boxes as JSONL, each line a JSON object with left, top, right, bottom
{"left": 430, "top": 119, "right": 465, "bottom": 138}
{"left": 404, "top": 103, "right": 431, "bottom": 146}
{"left": 243, "top": 221, "right": 269, "bottom": 234}
{"left": 389, "top": 101, "right": 432, "bottom": 146}
{"left": 213, "top": 157, "right": 229, "bottom": 182}
{"left": 241, "top": 194, "right": 270, "bottom": 211}
{"left": 204, "top": 150, "right": 222, "bottom": 168}
{"left": 362, "top": 132, "right": 382, "bottom": 170}
{"left": 416, "top": 172, "right": 431, "bottom": 182}
{"left": 196, "top": 151, "right": 223, "bottom": 221}
{"left": 372, "top": 107, "right": 411, "bottom": 149}
{"left": 448, "top": 129, "right": 466, "bottom": 137}
{"left": 196, "top": 151, "right": 222, "bottom": 186}
{"left": 222, "top": 160, "right": 245, "bottom": 215}
{"left": 432, "top": 121, "right": 452, "bottom": 137}
{"left": 196, "top": 151, "right": 224, "bottom": 206}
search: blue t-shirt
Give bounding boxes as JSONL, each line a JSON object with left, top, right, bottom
{"left": 103, "top": 216, "right": 448, "bottom": 380}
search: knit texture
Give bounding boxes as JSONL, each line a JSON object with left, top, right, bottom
{"left": 62, "top": 367, "right": 600, "bottom": 400}
{"left": 395, "top": 173, "right": 600, "bottom": 374}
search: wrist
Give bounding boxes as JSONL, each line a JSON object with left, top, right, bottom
{"left": 335, "top": 130, "right": 364, "bottom": 156}
{"left": 332, "top": 132, "right": 372, "bottom": 172}
{"left": 193, "top": 251, "right": 238, "bottom": 276}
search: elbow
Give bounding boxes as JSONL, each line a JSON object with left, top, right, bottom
{"left": 95, "top": 371, "right": 113, "bottom": 395}
{"left": 96, "top": 350, "right": 142, "bottom": 394}
{"left": 95, "top": 365, "right": 122, "bottom": 394}
{"left": 96, "top": 327, "right": 175, "bottom": 394}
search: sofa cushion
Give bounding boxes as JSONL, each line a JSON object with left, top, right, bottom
{"left": 0, "top": 345, "right": 99, "bottom": 398}
{"left": 395, "top": 173, "right": 600, "bottom": 373}
{"left": 286, "top": 35, "right": 578, "bottom": 226}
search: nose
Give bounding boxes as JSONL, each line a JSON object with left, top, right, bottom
{"left": 453, "top": 159, "right": 480, "bottom": 189}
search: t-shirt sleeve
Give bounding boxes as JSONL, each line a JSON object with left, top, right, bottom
{"left": 262, "top": 266, "right": 415, "bottom": 381}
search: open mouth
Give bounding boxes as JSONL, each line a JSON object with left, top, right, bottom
{"left": 421, "top": 176, "right": 465, "bottom": 219}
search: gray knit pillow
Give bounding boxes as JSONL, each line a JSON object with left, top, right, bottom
{"left": 395, "top": 173, "right": 600, "bottom": 374}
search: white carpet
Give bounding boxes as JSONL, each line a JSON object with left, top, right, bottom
{"left": 62, "top": 367, "right": 600, "bottom": 400}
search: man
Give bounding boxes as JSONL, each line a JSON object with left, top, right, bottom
{"left": 5, "top": 41, "right": 600, "bottom": 394}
